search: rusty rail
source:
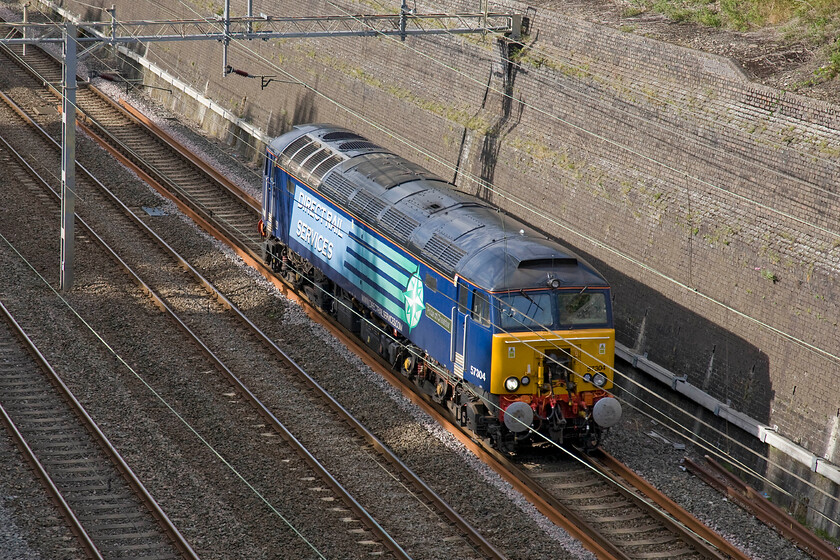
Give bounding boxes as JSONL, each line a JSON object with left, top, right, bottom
{"left": 684, "top": 455, "right": 840, "bottom": 560}
{"left": 590, "top": 450, "right": 749, "bottom": 560}
{"left": 1, "top": 70, "right": 507, "bottom": 558}
{"left": 0, "top": 298, "right": 199, "bottom": 560}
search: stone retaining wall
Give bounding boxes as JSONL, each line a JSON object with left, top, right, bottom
{"left": 58, "top": 0, "right": 839, "bottom": 531}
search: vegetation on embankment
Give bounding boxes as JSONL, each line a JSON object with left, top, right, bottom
{"left": 622, "top": 0, "right": 840, "bottom": 82}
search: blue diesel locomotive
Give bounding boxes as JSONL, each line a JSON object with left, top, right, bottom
{"left": 259, "top": 124, "right": 622, "bottom": 451}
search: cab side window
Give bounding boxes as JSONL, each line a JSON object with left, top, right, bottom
{"left": 458, "top": 284, "right": 469, "bottom": 313}
{"left": 471, "top": 290, "right": 490, "bottom": 327}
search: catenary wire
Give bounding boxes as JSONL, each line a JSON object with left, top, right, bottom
{"left": 163, "top": 0, "right": 840, "bottom": 372}
{"left": 318, "top": 0, "right": 840, "bottom": 239}
{"left": 269, "top": 239, "right": 840, "bottom": 529}
{"left": 85, "top": 0, "right": 840, "bottom": 512}
{"left": 19, "top": 0, "right": 840, "bottom": 523}
{"left": 47, "top": 0, "right": 840, "bottom": 468}
{"left": 253, "top": 162, "right": 840, "bottom": 523}
{"left": 0, "top": 231, "right": 329, "bottom": 558}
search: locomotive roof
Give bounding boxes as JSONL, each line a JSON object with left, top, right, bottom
{"left": 269, "top": 124, "right": 609, "bottom": 292}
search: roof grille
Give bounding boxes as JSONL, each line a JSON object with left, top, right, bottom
{"left": 291, "top": 141, "right": 320, "bottom": 167}
{"left": 321, "top": 173, "right": 356, "bottom": 205}
{"left": 282, "top": 136, "right": 311, "bottom": 158}
{"left": 348, "top": 190, "right": 387, "bottom": 223}
{"left": 311, "top": 154, "right": 344, "bottom": 182}
{"left": 301, "top": 148, "right": 333, "bottom": 174}
{"left": 424, "top": 233, "right": 466, "bottom": 272}
{"left": 339, "top": 141, "right": 380, "bottom": 151}
{"left": 380, "top": 208, "right": 418, "bottom": 244}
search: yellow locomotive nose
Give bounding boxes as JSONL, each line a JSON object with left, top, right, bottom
{"left": 490, "top": 329, "right": 615, "bottom": 395}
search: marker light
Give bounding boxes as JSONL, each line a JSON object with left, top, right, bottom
{"left": 521, "top": 376, "right": 530, "bottom": 386}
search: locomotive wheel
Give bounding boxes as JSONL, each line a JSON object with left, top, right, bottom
{"left": 266, "top": 242, "right": 283, "bottom": 273}
{"left": 582, "top": 431, "right": 601, "bottom": 452}
{"left": 432, "top": 378, "right": 448, "bottom": 403}
{"left": 498, "top": 432, "right": 517, "bottom": 454}
{"left": 399, "top": 351, "right": 416, "bottom": 379}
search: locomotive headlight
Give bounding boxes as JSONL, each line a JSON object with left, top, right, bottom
{"left": 504, "top": 376, "right": 520, "bottom": 392}
{"left": 521, "top": 376, "right": 530, "bottom": 386}
{"left": 592, "top": 373, "right": 607, "bottom": 387}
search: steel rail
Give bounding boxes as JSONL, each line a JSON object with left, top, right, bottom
{"left": 1, "top": 35, "right": 751, "bottom": 560}
{"left": 685, "top": 456, "right": 840, "bottom": 560}
{"left": 0, "top": 299, "right": 199, "bottom": 560}
{"left": 115, "top": 97, "right": 260, "bottom": 210}
{"left": 0, "top": 303, "right": 104, "bottom": 560}
{"left": 0, "top": 38, "right": 504, "bottom": 558}
{"left": 585, "top": 450, "right": 738, "bottom": 560}
{"left": 0, "top": 403, "right": 104, "bottom": 560}
{"left": 71, "top": 96, "right": 507, "bottom": 560}
{"left": 80, "top": 139, "right": 503, "bottom": 558}
{"left": 72, "top": 113, "right": 256, "bottom": 249}
{"left": 0, "top": 89, "right": 414, "bottom": 560}
{"left": 1, "top": 75, "right": 508, "bottom": 560}
{"left": 0, "top": 42, "right": 507, "bottom": 558}
{"left": 314, "top": 331, "right": 736, "bottom": 560}
{"left": 65, "top": 86, "right": 749, "bottom": 560}
{"left": 0, "top": 36, "right": 260, "bottom": 250}
{"left": 248, "top": 288, "right": 622, "bottom": 559}
{"left": 58, "top": 80, "right": 739, "bottom": 560}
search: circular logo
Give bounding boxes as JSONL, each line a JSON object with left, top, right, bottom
{"left": 403, "top": 273, "right": 425, "bottom": 330}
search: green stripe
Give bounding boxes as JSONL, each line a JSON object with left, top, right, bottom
{"left": 344, "top": 268, "right": 406, "bottom": 321}
{"left": 351, "top": 245, "right": 410, "bottom": 287}
{"left": 346, "top": 254, "right": 406, "bottom": 303}
{"left": 351, "top": 223, "right": 415, "bottom": 273}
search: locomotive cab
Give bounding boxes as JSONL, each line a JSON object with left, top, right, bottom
{"left": 453, "top": 244, "right": 623, "bottom": 451}
{"left": 482, "top": 286, "right": 621, "bottom": 450}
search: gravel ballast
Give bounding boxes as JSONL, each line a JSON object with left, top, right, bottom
{"left": 0, "top": 9, "right": 831, "bottom": 557}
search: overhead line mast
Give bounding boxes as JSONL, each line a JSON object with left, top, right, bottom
{"left": 0, "top": 0, "right": 523, "bottom": 290}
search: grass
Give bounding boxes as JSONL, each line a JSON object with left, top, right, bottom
{"left": 625, "top": 0, "right": 840, "bottom": 36}
{"left": 760, "top": 268, "right": 779, "bottom": 283}
{"left": 624, "top": 0, "right": 840, "bottom": 83}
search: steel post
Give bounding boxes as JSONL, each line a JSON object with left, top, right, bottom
{"left": 60, "top": 23, "right": 77, "bottom": 291}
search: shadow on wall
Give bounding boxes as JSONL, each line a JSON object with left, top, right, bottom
{"left": 592, "top": 253, "right": 777, "bottom": 496}
{"left": 603, "top": 256, "right": 774, "bottom": 426}
{"left": 475, "top": 40, "right": 524, "bottom": 206}
{"left": 291, "top": 90, "right": 317, "bottom": 132}
{"left": 567, "top": 247, "right": 774, "bottom": 473}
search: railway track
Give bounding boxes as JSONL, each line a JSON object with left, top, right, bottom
{"left": 0, "top": 24, "right": 766, "bottom": 560}
{"left": 0, "top": 60, "right": 505, "bottom": 560}
{"left": 0, "top": 26, "right": 262, "bottom": 255}
{"left": 381, "top": 371, "right": 753, "bottom": 560}
{"left": 510, "top": 448, "right": 744, "bottom": 560}
{"left": 0, "top": 300, "right": 196, "bottom": 560}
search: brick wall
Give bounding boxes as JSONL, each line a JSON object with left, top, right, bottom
{"left": 65, "top": 0, "right": 839, "bottom": 528}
